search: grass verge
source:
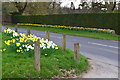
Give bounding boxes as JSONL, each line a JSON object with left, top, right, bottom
{"left": 3, "top": 24, "right": 119, "bottom": 41}
{"left": 0, "top": 32, "right": 2, "bottom": 79}
{"left": 2, "top": 32, "right": 89, "bottom": 78}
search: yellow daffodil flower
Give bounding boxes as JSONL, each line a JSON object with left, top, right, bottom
{"left": 16, "top": 43, "right": 21, "bottom": 47}
{"left": 19, "top": 47, "right": 22, "bottom": 49}
{"left": 16, "top": 50, "right": 20, "bottom": 52}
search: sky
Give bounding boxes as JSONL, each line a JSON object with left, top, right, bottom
{"left": 58, "top": 0, "right": 120, "bottom": 9}
{"left": 60, "top": 0, "right": 81, "bottom": 9}
{"left": 1, "top": 0, "right": 120, "bottom": 9}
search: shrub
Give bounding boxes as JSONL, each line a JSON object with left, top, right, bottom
{"left": 12, "top": 13, "right": 119, "bottom": 34}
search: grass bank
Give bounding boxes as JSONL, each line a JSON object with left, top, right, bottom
{"left": 0, "top": 32, "right": 2, "bottom": 80}
{"left": 3, "top": 24, "right": 119, "bottom": 41}
{"left": 2, "top": 32, "right": 89, "bottom": 78}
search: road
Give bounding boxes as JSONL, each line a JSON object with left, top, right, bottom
{"left": 2, "top": 26, "right": 119, "bottom": 78}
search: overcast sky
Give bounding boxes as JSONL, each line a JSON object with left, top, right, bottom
{"left": 60, "top": 0, "right": 81, "bottom": 9}
{"left": 59, "top": 0, "right": 119, "bottom": 9}
{"left": 1, "top": 0, "right": 120, "bottom": 9}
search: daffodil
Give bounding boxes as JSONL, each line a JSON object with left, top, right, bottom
{"left": 19, "top": 47, "right": 22, "bottom": 49}
{"left": 16, "top": 50, "right": 20, "bottom": 53}
{"left": 4, "top": 28, "right": 59, "bottom": 53}
{"left": 18, "top": 23, "right": 114, "bottom": 33}
{"left": 4, "top": 41, "right": 10, "bottom": 46}
{"left": 16, "top": 43, "right": 21, "bottom": 47}
{"left": 12, "top": 39, "right": 16, "bottom": 43}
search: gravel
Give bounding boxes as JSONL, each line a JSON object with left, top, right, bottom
{"left": 80, "top": 59, "right": 118, "bottom": 78}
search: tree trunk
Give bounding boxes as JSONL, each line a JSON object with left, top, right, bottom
{"left": 14, "top": 2, "right": 27, "bottom": 14}
{"left": 105, "top": 1, "right": 116, "bottom": 12}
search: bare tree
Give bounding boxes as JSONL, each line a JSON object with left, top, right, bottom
{"left": 118, "top": 1, "right": 120, "bottom": 11}
{"left": 70, "top": 2, "right": 75, "bottom": 10}
{"left": 48, "top": 1, "right": 61, "bottom": 14}
{"left": 13, "top": 2, "right": 28, "bottom": 14}
{"left": 105, "top": 0, "right": 116, "bottom": 12}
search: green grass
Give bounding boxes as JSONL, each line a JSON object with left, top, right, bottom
{"left": 2, "top": 32, "right": 89, "bottom": 78}
{"left": 3, "top": 24, "right": 119, "bottom": 41}
{"left": 0, "top": 32, "right": 2, "bottom": 80}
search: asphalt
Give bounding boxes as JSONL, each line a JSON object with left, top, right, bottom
{"left": 2, "top": 26, "right": 119, "bottom": 67}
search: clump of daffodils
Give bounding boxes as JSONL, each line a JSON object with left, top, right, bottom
{"left": 4, "top": 28, "right": 24, "bottom": 38}
{"left": 18, "top": 23, "right": 115, "bottom": 34}
{"left": 4, "top": 28, "right": 58, "bottom": 54}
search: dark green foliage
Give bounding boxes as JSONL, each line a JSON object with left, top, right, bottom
{"left": 12, "top": 13, "right": 119, "bottom": 34}
{"left": 11, "top": 12, "right": 22, "bottom": 15}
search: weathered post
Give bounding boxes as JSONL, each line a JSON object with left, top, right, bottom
{"left": 27, "top": 28, "right": 30, "bottom": 35}
{"left": 34, "top": 40, "right": 40, "bottom": 72}
{"left": 15, "top": 26, "right": 18, "bottom": 32}
{"left": 6, "top": 27, "right": 8, "bottom": 29}
{"left": 74, "top": 43, "right": 80, "bottom": 62}
{"left": 62, "top": 34, "right": 66, "bottom": 51}
{"left": 45, "top": 31, "right": 50, "bottom": 40}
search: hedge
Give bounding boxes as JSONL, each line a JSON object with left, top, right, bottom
{"left": 12, "top": 13, "right": 119, "bottom": 34}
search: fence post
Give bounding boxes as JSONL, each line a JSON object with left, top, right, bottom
{"left": 34, "top": 40, "right": 40, "bottom": 72}
{"left": 15, "top": 26, "right": 18, "bottom": 32}
{"left": 6, "top": 27, "right": 8, "bottom": 29}
{"left": 74, "top": 43, "right": 80, "bottom": 62}
{"left": 45, "top": 31, "right": 50, "bottom": 40}
{"left": 62, "top": 34, "right": 66, "bottom": 51}
{"left": 27, "top": 28, "right": 30, "bottom": 35}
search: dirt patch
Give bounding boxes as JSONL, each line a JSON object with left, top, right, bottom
{"left": 79, "top": 59, "right": 118, "bottom": 78}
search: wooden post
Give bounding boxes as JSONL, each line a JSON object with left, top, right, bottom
{"left": 27, "top": 28, "right": 30, "bottom": 35}
{"left": 45, "top": 31, "right": 50, "bottom": 40}
{"left": 74, "top": 43, "right": 80, "bottom": 62}
{"left": 62, "top": 34, "right": 66, "bottom": 51}
{"left": 15, "top": 26, "right": 18, "bottom": 32}
{"left": 6, "top": 27, "right": 8, "bottom": 29}
{"left": 34, "top": 40, "right": 40, "bottom": 72}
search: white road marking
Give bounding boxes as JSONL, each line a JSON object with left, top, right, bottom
{"left": 88, "top": 42, "right": 119, "bottom": 49}
{"left": 51, "top": 36, "right": 61, "bottom": 39}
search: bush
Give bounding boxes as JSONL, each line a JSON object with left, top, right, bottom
{"left": 12, "top": 13, "right": 119, "bottom": 34}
